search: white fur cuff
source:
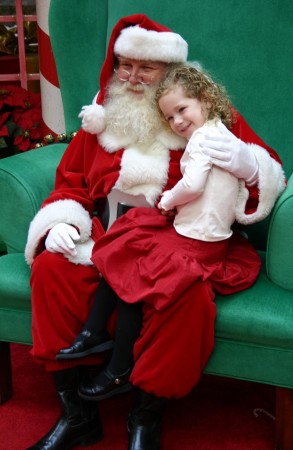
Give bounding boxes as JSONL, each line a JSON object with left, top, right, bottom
{"left": 64, "top": 238, "right": 95, "bottom": 265}
{"left": 236, "top": 145, "right": 286, "bottom": 225}
{"left": 25, "top": 199, "right": 92, "bottom": 265}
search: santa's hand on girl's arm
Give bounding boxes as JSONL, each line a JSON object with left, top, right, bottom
{"left": 200, "top": 121, "right": 259, "bottom": 186}
{"left": 45, "top": 223, "right": 80, "bottom": 256}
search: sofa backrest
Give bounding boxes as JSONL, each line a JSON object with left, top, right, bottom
{"left": 49, "top": 0, "right": 292, "bottom": 179}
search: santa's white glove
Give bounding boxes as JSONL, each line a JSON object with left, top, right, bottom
{"left": 78, "top": 104, "right": 106, "bottom": 134}
{"left": 45, "top": 223, "right": 80, "bottom": 256}
{"left": 201, "top": 122, "right": 259, "bottom": 185}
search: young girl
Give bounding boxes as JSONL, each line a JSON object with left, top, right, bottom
{"left": 57, "top": 65, "right": 258, "bottom": 401}
{"left": 156, "top": 65, "right": 239, "bottom": 238}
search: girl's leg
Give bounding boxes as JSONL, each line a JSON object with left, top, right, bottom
{"left": 79, "top": 298, "right": 143, "bottom": 401}
{"left": 108, "top": 298, "right": 143, "bottom": 374}
{"left": 83, "top": 277, "right": 118, "bottom": 333}
{"left": 57, "top": 278, "right": 118, "bottom": 359}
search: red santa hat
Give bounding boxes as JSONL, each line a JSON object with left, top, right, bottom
{"left": 80, "top": 14, "right": 188, "bottom": 134}
{"left": 98, "top": 14, "right": 188, "bottom": 104}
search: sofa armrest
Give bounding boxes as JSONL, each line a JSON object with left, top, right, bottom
{"left": 266, "top": 173, "right": 293, "bottom": 291}
{"left": 0, "top": 144, "right": 66, "bottom": 254}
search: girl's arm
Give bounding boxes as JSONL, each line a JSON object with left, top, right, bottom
{"left": 160, "top": 134, "right": 212, "bottom": 211}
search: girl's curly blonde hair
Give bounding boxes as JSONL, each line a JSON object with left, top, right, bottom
{"left": 155, "top": 64, "right": 234, "bottom": 128}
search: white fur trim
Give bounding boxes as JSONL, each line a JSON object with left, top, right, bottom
{"left": 64, "top": 238, "right": 95, "bottom": 265}
{"left": 25, "top": 199, "right": 92, "bottom": 265}
{"left": 114, "top": 25, "right": 188, "bottom": 63}
{"left": 99, "top": 129, "right": 135, "bottom": 153}
{"left": 99, "top": 128, "right": 186, "bottom": 154}
{"left": 156, "top": 129, "right": 187, "bottom": 149}
{"left": 235, "top": 144, "right": 286, "bottom": 225}
{"left": 78, "top": 104, "right": 106, "bottom": 134}
{"left": 114, "top": 141, "right": 170, "bottom": 205}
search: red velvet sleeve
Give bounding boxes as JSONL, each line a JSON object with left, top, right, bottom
{"left": 41, "top": 129, "right": 96, "bottom": 215}
{"left": 41, "top": 129, "right": 122, "bottom": 217}
{"left": 231, "top": 109, "right": 282, "bottom": 164}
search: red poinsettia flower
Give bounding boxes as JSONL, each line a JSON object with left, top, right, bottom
{"left": 0, "top": 85, "right": 29, "bottom": 110}
{"left": 0, "top": 111, "right": 10, "bottom": 136}
{"left": 13, "top": 104, "right": 41, "bottom": 130}
{"left": 0, "top": 85, "right": 43, "bottom": 155}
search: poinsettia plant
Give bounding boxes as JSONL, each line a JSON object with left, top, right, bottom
{"left": 0, "top": 85, "right": 42, "bottom": 158}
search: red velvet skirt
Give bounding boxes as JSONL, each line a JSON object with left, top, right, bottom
{"left": 92, "top": 208, "right": 261, "bottom": 310}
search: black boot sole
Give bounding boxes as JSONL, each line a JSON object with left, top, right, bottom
{"left": 56, "top": 340, "right": 114, "bottom": 360}
{"left": 78, "top": 382, "right": 133, "bottom": 401}
{"left": 26, "top": 422, "right": 103, "bottom": 450}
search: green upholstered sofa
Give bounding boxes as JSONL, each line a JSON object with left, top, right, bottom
{"left": 0, "top": 0, "right": 292, "bottom": 448}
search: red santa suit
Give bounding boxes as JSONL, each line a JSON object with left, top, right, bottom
{"left": 25, "top": 14, "right": 285, "bottom": 398}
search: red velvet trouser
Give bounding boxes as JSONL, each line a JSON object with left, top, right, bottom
{"left": 30, "top": 250, "right": 216, "bottom": 398}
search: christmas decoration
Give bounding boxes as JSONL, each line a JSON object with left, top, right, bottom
{"left": 0, "top": 21, "right": 38, "bottom": 56}
{"left": 0, "top": 85, "right": 78, "bottom": 158}
{"left": 0, "top": 85, "right": 42, "bottom": 157}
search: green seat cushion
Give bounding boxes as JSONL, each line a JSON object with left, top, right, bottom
{"left": 267, "top": 174, "right": 293, "bottom": 290}
{"left": 0, "top": 254, "right": 32, "bottom": 344}
{"left": 215, "top": 264, "right": 293, "bottom": 349}
{"left": 1, "top": 253, "right": 292, "bottom": 346}
{"left": 206, "top": 258, "right": 293, "bottom": 387}
{"left": 0, "top": 254, "right": 31, "bottom": 310}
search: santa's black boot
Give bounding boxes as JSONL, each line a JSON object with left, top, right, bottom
{"left": 26, "top": 367, "right": 103, "bottom": 450}
{"left": 127, "top": 388, "right": 166, "bottom": 450}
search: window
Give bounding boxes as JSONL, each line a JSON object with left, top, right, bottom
{"left": 0, "top": 0, "right": 39, "bottom": 91}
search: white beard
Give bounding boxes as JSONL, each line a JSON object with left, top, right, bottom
{"left": 103, "top": 79, "right": 163, "bottom": 144}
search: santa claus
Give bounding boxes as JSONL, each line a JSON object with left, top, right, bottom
{"left": 24, "top": 14, "right": 285, "bottom": 450}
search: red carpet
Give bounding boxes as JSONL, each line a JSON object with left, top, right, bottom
{"left": 0, "top": 344, "right": 275, "bottom": 450}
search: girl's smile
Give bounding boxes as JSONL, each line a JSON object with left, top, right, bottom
{"left": 158, "top": 85, "right": 207, "bottom": 139}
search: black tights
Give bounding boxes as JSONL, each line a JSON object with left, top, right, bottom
{"left": 83, "top": 278, "right": 143, "bottom": 374}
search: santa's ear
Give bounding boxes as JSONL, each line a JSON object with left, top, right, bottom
{"left": 78, "top": 104, "right": 106, "bottom": 134}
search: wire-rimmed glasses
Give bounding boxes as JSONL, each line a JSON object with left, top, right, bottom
{"left": 114, "top": 68, "right": 153, "bottom": 85}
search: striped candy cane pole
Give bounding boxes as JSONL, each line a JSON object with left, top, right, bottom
{"left": 36, "top": 0, "right": 65, "bottom": 138}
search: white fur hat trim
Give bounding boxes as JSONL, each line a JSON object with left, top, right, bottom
{"left": 114, "top": 25, "right": 188, "bottom": 63}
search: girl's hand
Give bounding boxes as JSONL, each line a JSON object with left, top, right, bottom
{"left": 157, "top": 202, "right": 177, "bottom": 217}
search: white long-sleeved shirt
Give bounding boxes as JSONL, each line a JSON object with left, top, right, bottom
{"left": 160, "top": 120, "right": 239, "bottom": 241}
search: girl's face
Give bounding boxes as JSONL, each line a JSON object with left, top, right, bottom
{"left": 158, "top": 85, "right": 207, "bottom": 139}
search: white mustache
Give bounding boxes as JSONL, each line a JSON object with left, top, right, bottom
{"left": 112, "top": 80, "right": 146, "bottom": 95}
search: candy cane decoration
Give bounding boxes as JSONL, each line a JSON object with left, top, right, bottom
{"left": 36, "top": 0, "right": 65, "bottom": 138}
